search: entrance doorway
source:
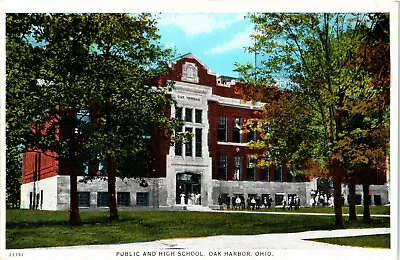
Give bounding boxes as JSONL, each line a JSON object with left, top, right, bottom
{"left": 176, "top": 172, "right": 201, "bottom": 205}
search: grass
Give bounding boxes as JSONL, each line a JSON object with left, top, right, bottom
{"left": 6, "top": 208, "right": 390, "bottom": 249}
{"left": 308, "top": 234, "right": 390, "bottom": 248}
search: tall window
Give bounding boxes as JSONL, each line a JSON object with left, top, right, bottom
{"left": 261, "top": 167, "right": 270, "bottom": 181}
{"left": 185, "top": 108, "right": 193, "bottom": 122}
{"left": 234, "top": 155, "right": 243, "bottom": 180}
{"left": 247, "top": 155, "right": 257, "bottom": 181}
{"left": 219, "top": 154, "right": 228, "bottom": 180}
{"left": 195, "top": 128, "right": 202, "bottom": 157}
{"left": 195, "top": 109, "right": 202, "bottom": 123}
{"left": 175, "top": 126, "right": 183, "bottom": 156}
{"left": 175, "top": 107, "right": 183, "bottom": 120}
{"left": 185, "top": 127, "right": 193, "bottom": 156}
{"left": 276, "top": 164, "right": 283, "bottom": 182}
{"left": 75, "top": 110, "right": 90, "bottom": 134}
{"left": 232, "top": 117, "right": 243, "bottom": 143}
{"left": 247, "top": 123, "right": 257, "bottom": 142}
{"left": 218, "top": 115, "right": 228, "bottom": 142}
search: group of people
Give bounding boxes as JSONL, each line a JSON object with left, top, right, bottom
{"left": 218, "top": 194, "right": 274, "bottom": 210}
{"left": 281, "top": 196, "right": 300, "bottom": 210}
{"left": 179, "top": 192, "right": 201, "bottom": 205}
{"left": 309, "top": 189, "right": 334, "bottom": 207}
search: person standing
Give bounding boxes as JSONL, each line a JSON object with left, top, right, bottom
{"left": 180, "top": 193, "right": 186, "bottom": 205}
{"left": 250, "top": 197, "right": 256, "bottom": 210}
{"left": 235, "top": 196, "right": 241, "bottom": 210}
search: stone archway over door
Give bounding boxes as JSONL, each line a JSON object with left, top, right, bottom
{"left": 176, "top": 172, "right": 201, "bottom": 205}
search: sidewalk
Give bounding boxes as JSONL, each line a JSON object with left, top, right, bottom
{"left": 49, "top": 227, "right": 389, "bottom": 250}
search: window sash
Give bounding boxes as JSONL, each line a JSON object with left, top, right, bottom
{"left": 219, "top": 154, "right": 228, "bottom": 180}
{"left": 97, "top": 192, "right": 109, "bottom": 207}
{"left": 175, "top": 126, "right": 183, "bottom": 156}
{"left": 218, "top": 115, "right": 228, "bottom": 142}
{"left": 195, "top": 109, "right": 202, "bottom": 123}
{"left": 234, "top": 155, "right": 243, "bottom": 180}
{"left": 78, "top": 192, "right": 90, "bottom": 207}
{"left": 185, "top": 127, "right": 193, "bottom": 156}
{"left": 247, "top": 156, "right": 257, "bottom": 181}
{"left": 136, "top": 192, "right": 149, "bottom": 206}
{"left": 195, "top": 128, "right": 202, "bottom": 157}
{"left": 117, "top": 192, "right": 130, "bottom": 207}
{"left": 175, "top": 107, "right": 183, "bottom": 120}
{"left": 185, "top": 108, "right": 193, "bottom": 122}
{"left": 232, "top": 117, "right": 243, "bottom": 143}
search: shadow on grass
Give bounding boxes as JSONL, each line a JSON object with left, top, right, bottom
{"left": 6, "top": 209, "right": 145, "bottom": 229}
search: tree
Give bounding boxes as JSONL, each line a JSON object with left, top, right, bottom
{"left": 7, "top": 13, "right": 102, "bottom": 225}
{"left": 333, "top": 13, "right": 390, "bottom": 222}
{"left": 7, "top": 13, "right": 182, "bottom": 223}
{"left": 77, "top": 13, "right": 179, "bottom": 220}
{"left": 236, "top": 13, "right": 385, "bottom": 227}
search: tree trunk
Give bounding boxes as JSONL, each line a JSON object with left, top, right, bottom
{"left": 348, "top": 180, "right": 357, "bottom": 222}
{"left": 69, "top": 167, "right": 82, "bottom": 226}
{"left": 332, "top": 158, "right": 344, "bottom": 228}
{"left": 362, "top": 183, "right": 371, "bottom": 222}
{"left": 107, "top": 154, "right": 119, "bottom": 221}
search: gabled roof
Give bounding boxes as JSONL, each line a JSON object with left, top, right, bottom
{"left": 171, "top": 53, "right": 217, "bottom": 77}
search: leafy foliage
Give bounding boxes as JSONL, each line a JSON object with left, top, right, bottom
{"left": 235, "top": 13, "right": 390, "bottom": 227}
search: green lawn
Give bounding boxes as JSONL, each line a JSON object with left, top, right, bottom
{"left": 6, "top": 209, "right": 390, "bottom": 249}
{"left": 308, "top": 234, "right": 390, "bottom": 248}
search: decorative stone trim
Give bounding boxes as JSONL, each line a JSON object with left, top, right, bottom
{"left": 182, "top": 62, "right": 199, "bottom": 83}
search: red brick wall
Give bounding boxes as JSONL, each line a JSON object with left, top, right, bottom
{"left": 209, "top": 102, "right": 263, "bottom": 180}
{"left": 23, "top": 151, "right": 59, "bottom": 184}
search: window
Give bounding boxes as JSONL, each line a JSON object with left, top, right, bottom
{"left": 117, "top": 192, "right": 131, "bottom": 207}
{"left": 261, "top": 167, "right": 270, "bottom": 181}
{"left": 276, "top": 164, "right": 283, "bottom": 182}
{"left": 218, "top": 115, "right": 228, "bottom": 142}
{"left": 175, "top": 107, "right": 183, "bottom": 120}
{"left": 247, "top": 156, "right": 257, "bottom": 181}
{"left": 234, "top": 155, "right": 243, "bottom": 180}
{"left": 97, "top": 192, "right": 109, "bottom": 207}
{"left": 175, "top": 127, "right": 183, "bottom": 156}
{"left": 275, "top": 194, "right": 284, "bottom": 206}
{"left": 195, "top": 128, "right": 202, "bottom": 157}
{"left": 185, "top": 108, "right": 193, "bottom": 122}
{"left": 356, "top": 194, "right": 362, "bottom": 205}
{"left": 219, "top": 154, "right": 228, "bottom": 180}
{"left": 78, "top": 192, "right": 90, "bottom": 207}
{"left": 195, "top": 109, "right": 202, "bottom": 123}
{"left": 75, "top": 110, "right": 90, "bottom": 134}
{"left": 142, "top": 124, "right": 152, "bottom": 139}
{"left": 232, "top": 117, "right": 243, "bottom": 143}
{"left": 374, "top": 195, "right": 382, "bottom": 205}
{"left": 137, "top": 192, "right": 149, "bottom": 206}
{"left": 185, "top": 127, "right": 193, "bottom": 156}
{"left": 247, "top": 124, "right": 257, "bottom": 142}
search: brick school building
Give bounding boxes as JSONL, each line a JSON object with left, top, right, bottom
{"left": 20, "top": 53, "right": 389, "bottom": 210}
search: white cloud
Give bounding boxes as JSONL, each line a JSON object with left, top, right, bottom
{"left": 205, "top": 26, "right": 255, "bottom": 54}
{"left": 157, "top": 13, "right": 245, "bottom": 37}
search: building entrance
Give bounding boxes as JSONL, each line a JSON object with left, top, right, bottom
{"left": 176, "top": 172, "right": 201, "bottom": 205}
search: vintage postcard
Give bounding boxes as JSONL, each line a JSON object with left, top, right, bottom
{"left": 0, "top": 0, "right": 398, "bottom": 259}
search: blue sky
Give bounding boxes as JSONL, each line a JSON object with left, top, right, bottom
{"left": 155, "top": 13, "right": 256, "bottom": 78}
